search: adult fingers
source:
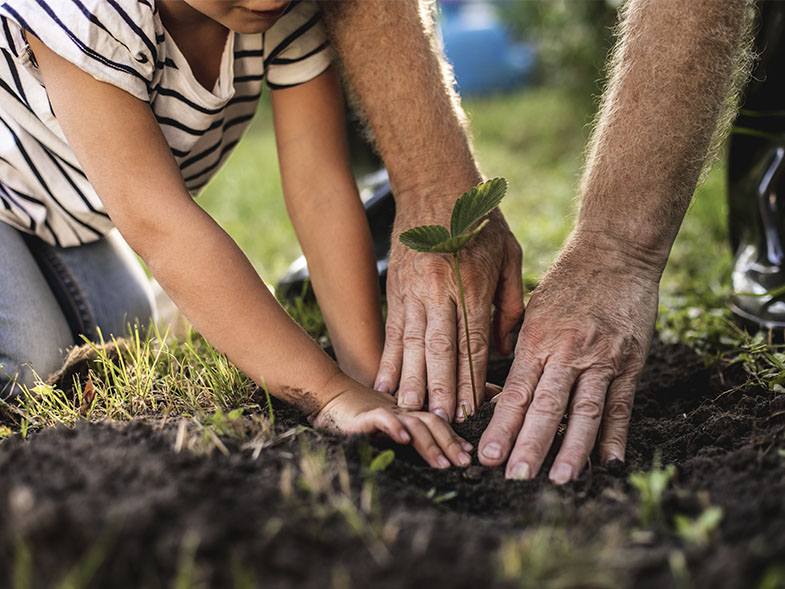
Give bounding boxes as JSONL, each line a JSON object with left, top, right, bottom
{"left": 492, "top": 239, "right": 525, "bottom": 356}
{"left": 548, "top": 369, "right": 613, "bottom": 485}
{"left": 424, "top": 301, "right": 457, "bottom": 422}
{"left": 374, "top": 299, "right": 404, "bottom": 395}
{"left": 597, "top": 371, "right": 638, "bottom": 465}
{"left": 478, "top": 354, "right": 542, "bottom": 466}
{"left": 405, "top": 412, "right": 472, "bottom": 467}
{"left": 504, "top": 359, "right": 580, "bottom": 480}
{"left": 455, "top": 305, "right": 491, "bottom": 421}
{"left": 397, "top": 301, "right": 427, "bottom": 410}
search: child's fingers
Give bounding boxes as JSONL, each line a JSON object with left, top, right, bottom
{"left": 398, "top": 415, "right": 452, "bottom": 469}
{"left": 359, "top": 408, "right": 411, "bottom": 445}
{"left": 409, "top": 412, "right": 472, "bottom": 467}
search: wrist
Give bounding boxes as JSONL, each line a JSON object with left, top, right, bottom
{"left": 389, "top": 161, "right": 482, "bottom": 216}
{"left": 304, "top": 369, "right": 360, "bottom": 421}
{"left": 567, "top": 226, "right": 670, "bottom": 283}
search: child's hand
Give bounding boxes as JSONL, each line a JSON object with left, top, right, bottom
{"left": 312, "top": 386, "right": 474, "bottom": 469}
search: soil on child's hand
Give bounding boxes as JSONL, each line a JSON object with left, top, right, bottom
{"left": 1, "top": 338, "right": 784, "bottom": 588}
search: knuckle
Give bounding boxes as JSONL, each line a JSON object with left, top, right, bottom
{"left": 426, "top": 332, "right": 457, "bottom": 355}
{"left": 605, "top": 398, "right": 633, "bottom": 422}
{"left": 530, "top": 389, "right": 565, "bottom": 417}
{"left": 403, "top": 331, "right": 426, "bottom": 349}
{"left": 497, "top": 387, "right": 531, "bottom": 408}
{"left": 571, "top": 394, "right": 604, "bottom": 420}
{"left": 599, "top": 431, "right": 627, "bottom": 455}
{"left": 385, "top": 321, "right": 405, "bottom": 342}
{"left": 427, "top": 379, "right": 453, "bottom": 400}
{"left": 377, "top": 358, "right": 400, "bottom": 378}
{"left": 516, "top": 438, "right": 548, "bottom": 460}
{"left": 399, "top": 377, "right": 425, "bottom": 396}
{"left": 459, "top": 326, "right": 489, "bottom": 355}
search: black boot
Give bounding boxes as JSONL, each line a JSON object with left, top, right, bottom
{"left": 728, "top": 0, "right": 785, "bottom": 330}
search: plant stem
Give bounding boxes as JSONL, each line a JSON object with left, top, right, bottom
{"left": 453, "top": 251, "right": 478, "bottom": 406}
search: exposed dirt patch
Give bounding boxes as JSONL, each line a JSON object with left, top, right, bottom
{"left": 0, "top": 338, "right": 783, "bottom": 588}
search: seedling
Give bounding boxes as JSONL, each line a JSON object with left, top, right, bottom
{"left": 399, "top": 177, "right": 508, "bottom": 406}
{"left": 628, "top": 456, "right": 676, "bottom": 527}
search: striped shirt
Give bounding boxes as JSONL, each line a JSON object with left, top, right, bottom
{"left": 0, "top": 0, "right": 332, "bottom": 247}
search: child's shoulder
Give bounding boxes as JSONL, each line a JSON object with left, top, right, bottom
{"left": 0, "top": 0, "right": 162, "bottom": 100}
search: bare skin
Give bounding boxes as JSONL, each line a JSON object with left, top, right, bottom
{"left": 25, "top": 5, "right": 473, "bottom": 469}
{"left": 320, "top": 0, "right": 525, "bottom": 422}
{"left": 478, "top": 0, "right": 752, "bottom": 482}
{"left": 323, "top": 0, "right": 750, "bottom": 481}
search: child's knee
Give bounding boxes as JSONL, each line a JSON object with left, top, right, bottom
{"left": 0, "top": 339, "right": 71, "bottom": 399}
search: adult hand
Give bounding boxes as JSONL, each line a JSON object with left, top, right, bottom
{"left": 374, "top": 206, "right": 525, "bottom": 423}
{"left": 478, "top": 232, "right": 660, "bottom": 483}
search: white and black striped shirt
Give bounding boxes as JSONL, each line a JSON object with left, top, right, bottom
{"left": 0, "top": 0, "right": 332, "bottom": 247}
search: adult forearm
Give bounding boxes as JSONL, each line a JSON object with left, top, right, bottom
{"left": 320, "top": 0, "right": 481, "bottom": 210}
{"left": 577, "top": 0, "right": 752, "bottom": 272}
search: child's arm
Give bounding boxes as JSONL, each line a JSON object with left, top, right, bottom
{"left": 271, "top": 68, "right": 383, "bottom": 387}
{"left": 28, "top": 35, "right": 471, "bottom": 469}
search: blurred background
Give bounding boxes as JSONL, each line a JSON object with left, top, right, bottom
{"left": 198, "top": 0, "right": 731, "bottom": 315}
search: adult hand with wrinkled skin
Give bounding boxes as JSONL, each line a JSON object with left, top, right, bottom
{"left": 373, "top": 206, "right": 525, "bottom": 423}
{"left": 478, "top": 233, "right": 660, "bottom": 483}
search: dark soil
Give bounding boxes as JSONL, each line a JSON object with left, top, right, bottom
{"left": 1, "top": 337, "right": 784, "bottom": 588}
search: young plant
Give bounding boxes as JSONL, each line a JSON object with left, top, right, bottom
{"left": 399, "top": 177, "right": 508, "bottom": 406}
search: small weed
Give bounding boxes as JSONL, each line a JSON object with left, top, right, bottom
{"left": 400, "top": 177, "right": 508, "bottom": 403}
{"left": 628, "top": 457, "right": 676, "bottom": 528}
{"left": 498, "top": 525, "right": 622, "bottom": 588}
{"left": 424, "top": 488, "right": 458, "bottom": 504}
{"left": 758, "top": 566, "right": 785, "bottom": 589}
{"left": 674, "top": 506, "right": 723, "bottom": 548}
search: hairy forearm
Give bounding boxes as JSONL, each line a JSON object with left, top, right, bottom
{"left": 577, "top": 0, "right": 752, "bottom": 271}
{"left": 320, "top": 0, "right": 481, "bottom": 213}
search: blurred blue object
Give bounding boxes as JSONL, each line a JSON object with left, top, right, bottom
{"left": 438, "top": 0, "right": 535, "bottom": 96}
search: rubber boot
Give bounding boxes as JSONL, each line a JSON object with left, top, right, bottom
{"left": 728, "top": 0, "right": 785, "bottom": 331}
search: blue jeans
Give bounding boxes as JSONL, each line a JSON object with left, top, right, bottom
{"left": 0, "top": 222, "right": 156, "bottom": 397}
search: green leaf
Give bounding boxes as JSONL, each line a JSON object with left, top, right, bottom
{"left": 399, "top": 224, "right": 451, "bottom": 252}
{"left": 430, "top": 219, "right": 489, "bottom": 253}
{"left": 369, "top": 449, "right": 395, "bottom": 473}
{"left": 450, "top": 177, "right": 508, "bottom": 237}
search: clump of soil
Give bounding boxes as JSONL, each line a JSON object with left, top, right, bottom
{"left": 0, "top": 338, "right": 784, "bottom": 588}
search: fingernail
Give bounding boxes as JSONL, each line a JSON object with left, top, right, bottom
{"left": 400, "top": 391, "right": 419, "bottom": 408}
{"left": 481, "top": 442, "right": 502, "bottom": 461}
{"left": 550, "top": 463, "right": 573, "bottom": 485}
{"left": 437, "top": 455, "right": 450, "bottom": 469}
{"left": 433, "top": 408, "right": 450, "bottom": 422}
{"left": 459, "top": 452, "right": 472, "bottom": 467}
{"left": 462, "top": 441, "right": 474, "bottom": 452}
{"left": 509, "top": 462, "right": 531, "bottom": 481}
{"left": 399, "top": 430, "right": 411, "bottom": 443}
{"left": 375, "top": 382, "right": 391, "bottom": 394}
